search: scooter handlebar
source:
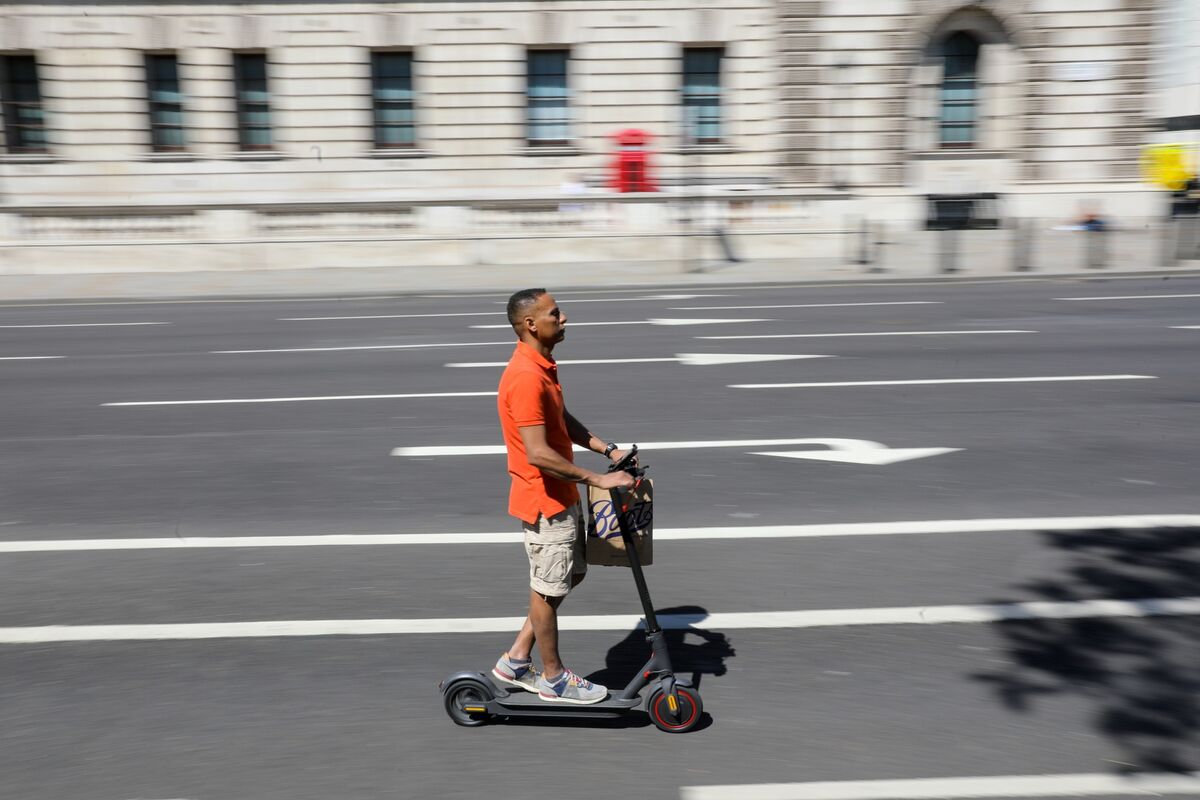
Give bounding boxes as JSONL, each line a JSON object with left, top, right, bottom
{"left": 606, "top": 444, "right": 646, "bottom": 478}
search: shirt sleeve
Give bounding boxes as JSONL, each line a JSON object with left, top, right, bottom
{"left": 507, "top": 372, "right": 548, "bottom": 427}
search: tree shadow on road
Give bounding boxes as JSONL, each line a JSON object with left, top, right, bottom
{"left": 973, "top": 526, "right": 1200, "bottom": 773}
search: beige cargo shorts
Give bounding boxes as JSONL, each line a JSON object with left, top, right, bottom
{"left": 523, "top": 504, "right": 586, "bottom": 598}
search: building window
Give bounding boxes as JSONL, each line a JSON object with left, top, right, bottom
{"left": 0, "top": 54, "right": 48, "bottom": 153}
{"left": 233, "top": 52, "right": 272, "bottom": 151}
{"left": 145, "top": 53, "right": 186, "bottom": 152}
{"left": 682, "top": 48, "right": 723, "bottom": 144}
{"left": 939, "top": 32, "right": 979, "bottom": 148}
{"left": 371, "top": 51, "right": 415, "bottom": 149}
{"left": 526, "top": 50, "right": 570, "bottom": 145}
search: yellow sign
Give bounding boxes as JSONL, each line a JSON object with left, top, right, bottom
{"left": 1142, "top": 144, "right": 1195, "bottom": 191}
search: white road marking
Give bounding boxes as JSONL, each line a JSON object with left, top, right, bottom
{"left": 279, "top": 312, "right": 499, "bottom": 321}
{"left": 471, "top": 318, "right": 771, "bottom": 329}
{"left": 0, "top": 356, "right": 64, "bottom": 361}
{"left": 669, "top": 301, "right": 942, "bottom": 310}
{"left": 1057, "top": 293, "right": 1200, "bottom": 301}
{"left": 0, "top": 322, "right": 169, "bottom": 328}
{"left": 679, "top": 771, "right": 1200, "bottom": 800}
{"left": 731, "top": 375, "right": 1156, "bottom": 389}
{"left": 104, "top": 391, "right": 497, "bottom": 407}
{"left": 2, "top": 597, "right": 1197, "bottom": 643}
{"left": 393, "top": 437, "right": 943, "bottom": 458}
{"left": 753, "top": 446, "right": 958, "bottom": 465}
{"left": 4, "top": 515, "right": 1196, "bottom": 553}
{"left": 212, "top": 341, "right": 512, "bottom": 354}
{"left": 698, "top": 330, "right": 1036, "bottom": 340}
{"left": 1171, "top": 325, "right": 1200, "bottom": 329}
{"left": 447, "top": 353, "right": 831, "bottom": 368}
{"left": 501, "top": 294, "right": 732, "bottom": 304}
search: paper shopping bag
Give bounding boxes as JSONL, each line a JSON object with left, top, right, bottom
{"left": 585, "top": 480, "right": 653, "bottom": 567}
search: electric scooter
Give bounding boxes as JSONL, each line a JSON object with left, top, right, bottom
{"left": 438, "top": 447, "right": 704, "bottom": 733}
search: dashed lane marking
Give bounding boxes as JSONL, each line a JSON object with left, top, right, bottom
{"left": 103, "top": 391, "right": 497, "bottom": 407}
{"left": 679, "top": 771, "right": 1200, "bottom": 800}
{"left": 668, "top": 301, "right": 942, "bottom": 310}
{"left": 698, "top": 330, "right": 1036, "bottom": 340}
{"left": 731, "top": 375, "right": 1155, "bottom": 389}
{"left": 4, "top": 515, "right": 1197, "bottom": 553}
{"left": 2, "top": 598, "right": 1197, "bottom": 643}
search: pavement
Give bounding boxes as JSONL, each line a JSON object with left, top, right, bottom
{"left": 1, "top": 278, "right": 1199, "bottom": 799}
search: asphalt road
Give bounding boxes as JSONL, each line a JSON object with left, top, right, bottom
{"left": 1, "top": 277, "right": 1199, "bottom": 800}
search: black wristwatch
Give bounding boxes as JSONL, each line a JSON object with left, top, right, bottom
{"left": 603, "top": 442, "right": 618, "bottom": 458}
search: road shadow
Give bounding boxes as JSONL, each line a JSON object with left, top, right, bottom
{"left": 589, "top": 604, "right": 735, "bottom": 692}
{"left": 973, "top": 526, "right": 1200, "bottom": 773}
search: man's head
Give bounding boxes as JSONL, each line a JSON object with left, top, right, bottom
{"left": 506, "top": 288, "right": 566, "bottom": 349}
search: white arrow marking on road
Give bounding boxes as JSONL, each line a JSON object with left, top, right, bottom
{"left": 3, "top": 598, "right": 1197, "bottom": 643}
{"left": 392, "top": 437, "right": 957, "bottom": 464}
{"left": 680, "top": 771, "right": 1200, "bottom": 800}
{"left": 446, "top": 353, "right": 832, "bottom": 368}
{"left": 470, "top": 318, "right": 771, "bottom": 329}
{"left": 752, "top": 445, "right": 959, "bottom": 466}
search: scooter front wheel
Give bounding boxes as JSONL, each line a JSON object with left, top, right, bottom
{"left": 646, "top": 686, "right": 702, "bottom": 733}
{"left": 443, "top": 678, "right": 494, "bottom": 727}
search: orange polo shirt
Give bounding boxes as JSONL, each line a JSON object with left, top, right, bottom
{"left": 497, "top": 340, "right": 580, "bottom": 524}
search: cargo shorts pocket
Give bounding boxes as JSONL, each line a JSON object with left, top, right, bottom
{"left": 524, "top": 506, "right": 581, "bottom": 597}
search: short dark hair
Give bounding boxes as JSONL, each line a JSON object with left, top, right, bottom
{"left": 506, "top": 288, "right": 546, "bottom": 331}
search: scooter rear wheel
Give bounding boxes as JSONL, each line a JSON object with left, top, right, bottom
{"left": 443, "top": 679, "right": 493, "bottom": 727}
{"left": 647, "top": 686, "right": 702, "bottom": 733}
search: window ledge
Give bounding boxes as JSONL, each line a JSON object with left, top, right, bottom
{"left": 140, "top": 152, "right": 198, "bottom": 162}
{"left": 223, "top": 151, "right": 286, "bottom": 161}
{"left": 915, "top": 150, "right": 1008, "bottom": 160}
{"left": 0, "top": 153, "right": 60, "bottom": 164}
{"left": 519, "top": 145, "right": 584, "bottom": 157}
{"left": 368, "top": 148, "right": 432, "bottom": 159}
{"left": 676, "top": 144, "right": 736, "bottom": 155}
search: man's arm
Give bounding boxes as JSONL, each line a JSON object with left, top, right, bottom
{"left": 563, "top": 409, "right": 610, "bottom": 456}
{"left": 519, "top": 424, "right": 632, "bottom": 490}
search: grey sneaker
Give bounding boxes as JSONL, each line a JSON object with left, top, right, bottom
{"left": 537, "top": 668, "right": 608, "bottom": 704}
{"left": 491, "top": 653, "right": 539, "bottom": 693}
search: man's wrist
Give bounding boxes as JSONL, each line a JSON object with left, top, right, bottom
{"left": 603, "top": 441, "right": 618, "bottom": 458}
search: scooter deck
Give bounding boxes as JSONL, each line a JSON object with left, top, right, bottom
{"left": 484, "top": 690, "right": 643, "bottom": 718}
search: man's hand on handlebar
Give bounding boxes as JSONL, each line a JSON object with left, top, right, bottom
{"left": 592, "top": 470, "right": 635, "bottom": 490}
{"left": 607, "top": 448, "right": 633, "bottom": 465}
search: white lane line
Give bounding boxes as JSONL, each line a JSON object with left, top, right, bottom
{"left": 0, "top": 356, "right": 64, "bottom": 361}
{"left": 680, "top": 771, "right": 1200, "bottom": 800}
{"left": 731, "top": 375, "right": 1156, "bottom": 389}
{"left": 3, "top": 597, "right": 1197, "bottom": 643}
{"left": 7, "top": 515, "right": 1196, "bottom": 553}
{"left": 0, "top": 322, "right": 170, "bottom": 328}
{"left": 668, "top": 301, "right": 942, "bottom": 310}
{"left": 211, "top": 341, "right": 512, "bottom": 354}
{"left": 1057, "top": 293, "right": 1200, "bottom": 301}
{"left": 471, "top": 318, "right": 771, "bottom": 329}
{"left": 279, "top": 312, "right": 499, "bottom": 321}
{"left": 495, "top": 294, "right": 733, "bottom": 304}
{"left": 1171, "top": 325, "right": 1200, "bottom": 329}
{"left": 104, "top": 391, "right": 497, "bottom": 407}
{"left": 446, "top": 354, "right": 831, "bottom": 368}
{"left": 698, "top": 330, "right": 1036, "bottom": 340}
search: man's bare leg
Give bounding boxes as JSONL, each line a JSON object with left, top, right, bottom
{"left": 506, "top": 574, "right": 584, "bottom": 667}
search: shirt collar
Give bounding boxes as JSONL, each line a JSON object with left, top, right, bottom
{"left": 515, "top": 340, "right": 557, "bottom": 373}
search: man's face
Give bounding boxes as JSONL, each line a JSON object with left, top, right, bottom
{"left": 527, "top": 293, "right": 567, "bottom": 346}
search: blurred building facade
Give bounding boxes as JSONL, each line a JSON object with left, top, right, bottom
{"left": 0, "top": 0, "right": 1195, "bottom": 271}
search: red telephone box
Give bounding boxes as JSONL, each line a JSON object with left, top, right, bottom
{"left": 609, "top": 128, "right": 658, "bottom": 193}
